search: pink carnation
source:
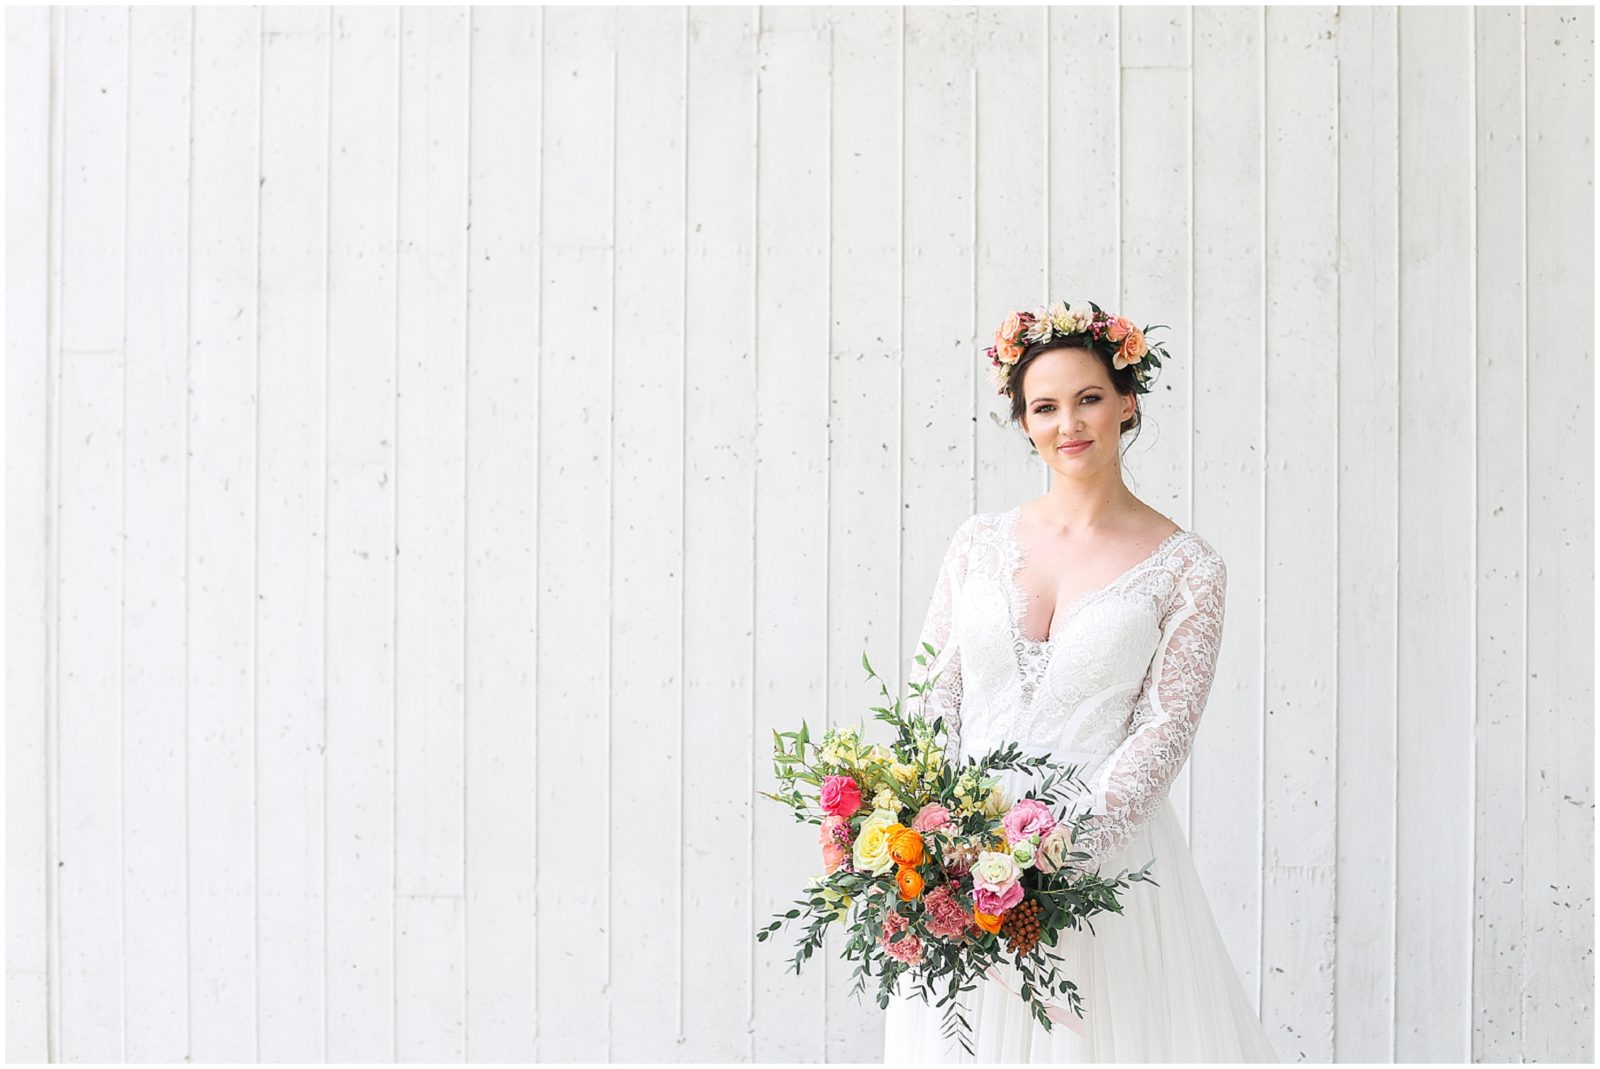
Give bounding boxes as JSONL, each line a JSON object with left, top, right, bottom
{"left": 911, "top": 803, "right": 954, "bottom": 834}
{"left": 878, "top": 909, "right": 925, "bottom": 966}
{"left": 1002, "top": 798, "right": 1057, "bottom": 844}
{"left": 973, "top": 881, "right": 1025, "bottom": 915}
{"left": 819, "top": 775, "right": 863, "bottom": 818}
{"left": 921, "top": 883, "right": 974, "bottom": 940}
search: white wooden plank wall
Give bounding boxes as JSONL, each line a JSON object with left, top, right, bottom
{"left": 5, "top": 5, "right": 1592, "bottom": 1063}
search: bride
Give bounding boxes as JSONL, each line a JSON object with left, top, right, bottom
{"left": 881, "top": 302, "right": 1278, "bottom": 1062}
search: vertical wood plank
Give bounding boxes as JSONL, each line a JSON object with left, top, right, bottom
{"left": 122, "top": 6, "right": 192, "bottom": 1060}
{"left": 1260, "top": 5, "right": 1338, "bottom": 1063}
{"left": 1117, "top": 7, "right": 1192, "bottom": 548}
{"left": 1522, "top": 5, "right": 1595, "bottom": 1062}
{"left": 1396, "top": 7, "right": 1476, "bottom": 1061}
{"left": 1191, "top": 1, "right": 1271, "bottom": 1023}
{"left": 1470, "top": 6, "right": 1529, "bottom": 1062}
{"left": 1046, "top": 7, "right": 1120, "bottom": 306}
{"left": 256, "top": 8, "right": 330, "bottom": 1058}
{"left": 901, "top": 5, "right": 977, "bottom": 703}
{"left": 973, "top": 5, "right": 1047, "bottom": 515}
{"left": 325, "top": 5, "right": 399, "bottom": 1059}
{"left": 461, "top": 5, "right": 540, "bottom": 1060}
{"left": 393, "top": 6, "right": 468, "bottom": 1059}
{"left": 6, "top": 5, "right": 54, "bottom": 1061}
{"left": 823, "top": 6, "right": 902, "bottom": 1060}
{"left": 56, "top": 5, "right": 129, "bottom": 1060}
{"left": 1331, "top": 4, "right": 1401, "bottom": 1062}
{"left": 680, "top": 6, "right": 757, "bottom": 1060}
{"left": 187, "top": 6, "right": 259, "bottom": 1058}
{"left": 608, "top": 4, "right": 686, "bottom": 1060}
{"left": 536, "top": 5, "right": 615, "bottom": 1060}
{"left": 750, "top": 7, "right": 829, "bottom": 1061}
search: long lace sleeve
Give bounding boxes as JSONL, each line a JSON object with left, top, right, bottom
{"left": 911, "top": 515, "right": 975, "bottom": 767}
{"left": 1073, "top": 549, "right": 1229, "bottom": 870}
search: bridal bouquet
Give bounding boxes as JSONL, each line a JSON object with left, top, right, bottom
{"left": 755, "top": 644, "right": 1157, "bottom": 1054}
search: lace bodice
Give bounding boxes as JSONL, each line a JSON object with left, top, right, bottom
{"left": 909, "top": 506, "right": 1229, "bottom": 871}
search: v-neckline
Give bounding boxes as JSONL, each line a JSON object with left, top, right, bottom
{"left": 1001, "top": 505, "right": 1189, "bottom": 645}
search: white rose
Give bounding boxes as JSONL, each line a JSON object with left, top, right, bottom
{"left": 970, "top": 849, "right": 1021, "bottom": 891}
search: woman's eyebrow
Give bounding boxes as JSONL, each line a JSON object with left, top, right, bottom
{"left": 1031, "top": 386, "right": 1099, "bottom": 403}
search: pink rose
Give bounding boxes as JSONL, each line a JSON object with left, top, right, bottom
{"left": 911, "top": 803, "right": 954, "bottom": 834}
{"left": 819, "top": 775, "right": 862, "bottom": 818}
{"left": 1002, "top": 798, "right": 1057, "bottom": 844}
{"left": 821, "top": 841, "right": 848, "bottom": 874}
{"left": 973, "top": 881, "right": 1025, "bottom": 915}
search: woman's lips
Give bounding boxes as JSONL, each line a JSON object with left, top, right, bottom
{"left": 1058, "top": 440, "right": 1092, "bottom": 455}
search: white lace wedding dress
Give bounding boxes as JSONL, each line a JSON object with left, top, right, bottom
{"left": 881, "top": 506, "right": 1278, "bottom": 1063}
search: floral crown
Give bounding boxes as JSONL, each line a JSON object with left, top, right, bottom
{"left": 984, "top": 299, "right": 1171, "bottom": 397}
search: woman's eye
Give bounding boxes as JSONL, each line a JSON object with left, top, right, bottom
{"left": 1034, "top": 404, "right": 1054, "bottom": 414}
{"left": 1081, "top": 395, "right": 1100, "bottom": 404}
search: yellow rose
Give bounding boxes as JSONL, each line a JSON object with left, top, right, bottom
{"left": 852, "top": 809, "right": 900, "bottom": 875}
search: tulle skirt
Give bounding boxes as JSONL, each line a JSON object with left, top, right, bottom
{"left": 880, "top": 796, "right": 1278, "bottom": 1063}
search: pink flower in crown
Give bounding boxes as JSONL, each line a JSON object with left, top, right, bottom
{"left": 1104, "top": 316, "right": 1133, "bottom": 343}
{"left": 819, "top": 775, "right": 862, "bottom": 819}
{"left": 911, "top": 802, "right": 954, "bottom": 834}
{"left": 1001, "top": 798, "right": 1057, "bottom": 845}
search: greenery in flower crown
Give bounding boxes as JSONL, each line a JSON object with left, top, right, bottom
{"left": 985, "top": 299, "right": 1173, "bottom": 397}
{"left": 755, "top": 644, "right": 1158, "bottom": 1055}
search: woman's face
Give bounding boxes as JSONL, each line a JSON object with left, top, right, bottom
{"left": 1018, "top": 346, "right": 1135, "bottom": 477}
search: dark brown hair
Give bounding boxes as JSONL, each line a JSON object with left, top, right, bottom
{"left": 1006, "top": 335, "right": 1145, "bottom": 448}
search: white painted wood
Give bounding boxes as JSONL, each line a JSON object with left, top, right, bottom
{"left": 1191, "top": 0, "right": 1272, "bottom": 1028}
{"left": 750, "top": 7, "right": 830, "bottom": 1062}
{"left": 974, "top": 6, "right": 1047, "bottom": 518}
{"left": 1522, "top": 6, "right": 1595, "bottom": 1063}
{"left": 1331, "top": 5, "right": 1402, "bottom": 1063}
{"left": 1397, "top": 7, "right": 1477, "bottom": 1061}
{"left": 1045, "top": 7, "right": 1120, "bottom": 314}
{"left": 121, "top": 6, "right": 191, "bottom": 1061}
{"left": 822, "top": 7, "right": 903, "bottom": 1060}
{"left": 6, "top": 5, "right": 53, "bottom": 1063}
{"left": 7, "top": 6, "right": 1593, "bottom": 1063}
{"left": 901, "top": 2, "right": 978, "bottom": 655}
{"left": 1120, "top": 5, "right": 1195, "bottom": 826}
{"left": 256, "top": 8, "right": 330, "bottom": 1058}
{"left": 324, "top": 6, "right": 399, "bottom": 1060}
{"left": 1469, "top": 7, "right": 1530, "bottom": 1063}
{"left": 535, "top": 5, "right": 615, "bottom": 1060}
{"left": 393, "top": 5, "right": 468, "bottom": 1060}
{"left": 1260, "top": 6, "right": 1339, "bottom": 1063}
{"left": 187, "top": 7, "right": 261, "bottom": 1058}
{"left": 461, "top": 6, "right": 540, "bottom": 1061}
{"left": 679, "top": 6, "right": 757, "bottom": 1061}
{"left": 608, "top": 4, "right": 685, "bottom": 1061}
{"left": 55, "top": 6, "right": 128, "bottom": 1061}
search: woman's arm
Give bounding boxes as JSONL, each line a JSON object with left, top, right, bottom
{"left": 1072, "top": 550, "right": 1229, "bottom": 869}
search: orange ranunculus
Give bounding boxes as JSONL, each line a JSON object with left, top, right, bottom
{"left": 896, "top": 865, "right": 925, "bottom": 901}
{"left": 972, "top": 906, "right": 1004, "bottom": 934}
{"left": 888, "top": 827, "right": 925, "bottom": 867}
